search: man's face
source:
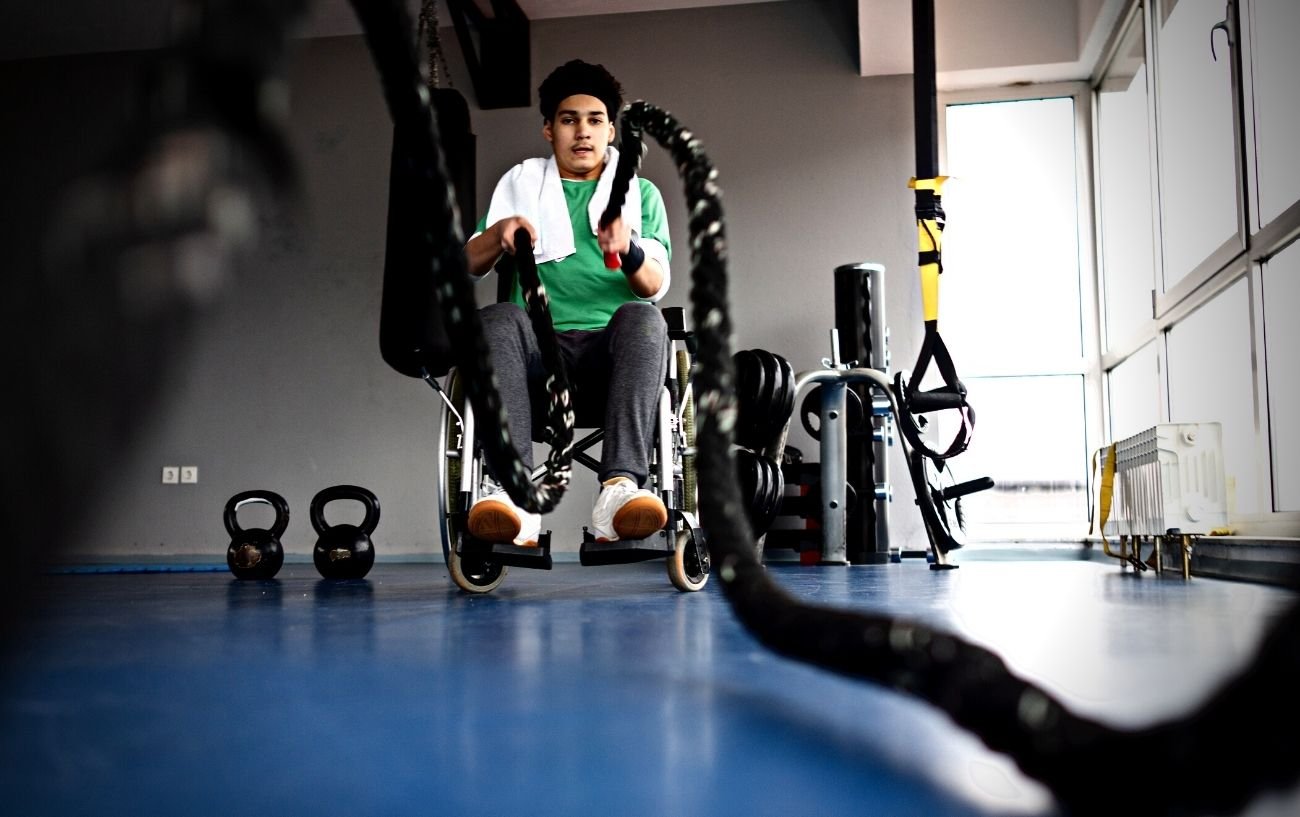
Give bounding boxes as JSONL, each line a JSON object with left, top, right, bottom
{"left": 543, "top": 94, "right": 615, "bottom": 181}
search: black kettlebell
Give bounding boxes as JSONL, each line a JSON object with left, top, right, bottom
{"left": 224, "top": 490, "right": 289, "bottom": 580}
{"left": 310, "top": 485, "right": 380, "bottom": 580}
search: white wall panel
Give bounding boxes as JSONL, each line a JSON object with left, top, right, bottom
{"left": 1262, "top": 245, "right": 1300, "bottom": 511}
{"left": 1249, "top": 0, "right": 1300, "bottom": 228}
{"left": 1108, "top": 340, "right": 1162, "bottom": 442}
{"left": 1166, "top": 278, "right": 1258, "bottom": 514}
{"left": 1155, "top": 0, "right": 1240, "bottom": 290}
{"left": 1097, "top": 54, "right": 1157, "bottom": 349}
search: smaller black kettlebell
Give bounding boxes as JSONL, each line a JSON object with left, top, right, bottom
{"left": 224, "top": 490, "right": 289, "bottom": 580}
{"left": 310, "top": 485, "right": 380, "bottom": 580}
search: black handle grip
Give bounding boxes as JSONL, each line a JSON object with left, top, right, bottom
{"left": 309, "top": 485, "right": 380, "bottom": 536}
{"left": 939, "top": 476, "right": 995, "bottom": 501}
{"left": 907, "top": 387, "right": 966, "bottom": 413}
{"left": 224, "top": 490, "right": 290, "bottom": 539}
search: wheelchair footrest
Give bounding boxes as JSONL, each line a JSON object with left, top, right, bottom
{"left": 579, "top": 528, "right": 674, "bottom": 566}
{"left": 459, "top": 531, "right": 554, "bottom": 570}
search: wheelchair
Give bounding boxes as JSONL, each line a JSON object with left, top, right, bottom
{"left": 435, "top": 307, "right": 710, "bottom": 594}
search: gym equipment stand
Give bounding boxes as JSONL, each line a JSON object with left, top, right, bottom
{"left": 792, "top": 319, "right": 895, "bottom": 566}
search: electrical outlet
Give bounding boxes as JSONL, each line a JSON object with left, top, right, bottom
{"left": 161, "top": 466, "right": 179, "bottom": 484}
{"left": 180, "top": 466, "right": 199, "bottom": 484}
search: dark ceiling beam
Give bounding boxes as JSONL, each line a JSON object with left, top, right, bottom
{"left": 444, "top": 0, "right": 530, "bottom": 109}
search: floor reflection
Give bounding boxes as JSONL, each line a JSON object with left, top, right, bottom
{"left": 2, "top": 560, "right": 1296, "bottom": 816}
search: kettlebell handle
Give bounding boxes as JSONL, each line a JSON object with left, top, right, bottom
{"left": 224, "top": 490, "right": 290, "bottom": 539}
{"left": 310, "top": 484, "right": 381, "bottom": 536}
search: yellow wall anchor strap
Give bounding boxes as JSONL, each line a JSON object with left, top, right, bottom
{"left": 909, "top": 177, "right": 949, "bottom": 323}
{"left": 1090, "top": 443, "right": 1118, "bottom": 548}
{"left": 909, "top": 176, "right": 950, "bottom": 193}
{"left": 916, "top": 221, "right": 941, "bottom": 322}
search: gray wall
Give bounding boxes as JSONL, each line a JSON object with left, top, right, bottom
{"left": 5, "top": 0, "right": 929, "bottom": 560}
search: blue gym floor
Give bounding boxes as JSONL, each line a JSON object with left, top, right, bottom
{"left": 3, "top": 556, "right": 1298, "bottom": 816}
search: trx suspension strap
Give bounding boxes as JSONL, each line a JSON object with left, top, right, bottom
{"left": 892, "top": 0, "right": 986, "bottom": 561}
{"left": 349, "top": 1, "right": 1300, "bottom": 812}
{"left": 898, "top": 0, "right": 972, "bottom": 460}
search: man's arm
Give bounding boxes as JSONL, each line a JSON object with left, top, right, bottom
{"left": 624, "top": 257, "right": 665, "bottom": 299}
{"left": 597, "top": 216, "right": 665, "bottom": 298}
{"left": 465, "top": 216, "right": 537, "bottom": 278}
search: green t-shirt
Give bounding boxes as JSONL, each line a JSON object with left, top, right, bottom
{"left": 477, "top": 177, "right": 671, "bottom": 331}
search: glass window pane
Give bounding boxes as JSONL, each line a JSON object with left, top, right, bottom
{"left": 1166, "top": 278, "right": 1258, "bottom": 514}
{"left": 934, "top": 375, "right": 1089, "bottom": 540}
{"left": 1252, "top": 0, "right": 1300, "bottom": 227}
{"left": 1096, "top": 12, "right": 1157, "bottom": 350}
{"left": 943, "top": 97, "right": 1082, "bottom": 371}
{"left": 1262, "top": 245, "right": 1300, "bottom": 511}
{"left": 1107, "top": 339, "right": 1162, "bottom": 442}
{"left": 1155, "top": 0, "right": 1240, "bottom": 289}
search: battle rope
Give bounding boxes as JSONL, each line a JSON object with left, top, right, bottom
{"left": 348, "top": 1, "right": 1300, "bottom": 813}
{"left": 508, "top": 228, "right": 577, "bottom": 457}
{"left": 348, "top": 0, "right": 574, "bottom": 515}
{"left": 602, "top": 102, "right": 1300, "bottom": 817}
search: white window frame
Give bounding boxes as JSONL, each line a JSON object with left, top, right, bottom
{"left": 932, "top": 0, "right": 1300, "bottom": 539}
{"left": 1092, "top": 0, "right": 1300, "bottom": 535}
{"left": 937, "top": 83, "right": 1107, "bottom": 533}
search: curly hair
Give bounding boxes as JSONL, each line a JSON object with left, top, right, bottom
{"left": 537, "top": 60, "right": 624, "bottom": 124}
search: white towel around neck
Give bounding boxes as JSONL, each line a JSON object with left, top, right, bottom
{"left": 481, "top": 146, "right": 642, "bottom": 265}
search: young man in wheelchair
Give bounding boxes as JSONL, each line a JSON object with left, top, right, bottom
{"left": 462, "top": 59, "right": 673, "bottom": 547}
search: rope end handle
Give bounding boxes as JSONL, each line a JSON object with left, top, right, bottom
{"left": 598, "top": 213, "right": 622, "bottom": 269}
{"left": 513, "top": 226, "right": 533, "bottom": 256}
{"left": 599, "top": 122, "right": 646, "bottom": 270}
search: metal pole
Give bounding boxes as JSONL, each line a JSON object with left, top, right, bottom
{"left": 912, "top": 0, "right": 939, "bottom": 182}
{"left": 869, "top": 265, "right": 891, "bottom": 558}
{"left": 820, "top": 379, "right": 849, "bottom": 565}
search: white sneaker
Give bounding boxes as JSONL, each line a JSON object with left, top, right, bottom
{"left": 468, "top": 490, "right": 542, "bottom": 546}
{"left": 591, "top": 479, "right": 668, "bottom": 542}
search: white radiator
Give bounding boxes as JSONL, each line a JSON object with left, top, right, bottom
{"left": 1101, "top": 423, "right": 1227, "bottom": 537}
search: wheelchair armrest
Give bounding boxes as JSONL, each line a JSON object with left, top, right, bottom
{"left": 662, "top": 306, "right": 688, "bottom": 339}
{"left": 662, "top": 306, "right": 696, "bottom": 352}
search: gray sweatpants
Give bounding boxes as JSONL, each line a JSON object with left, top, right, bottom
{"left": 478, "top": 301, "right": 669, "bottom": 486}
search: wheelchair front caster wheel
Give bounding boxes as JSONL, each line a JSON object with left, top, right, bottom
{"left": 448, "top": 544, "right": 507, "bottom": 594}
{"left": 667, "top": 529, "right": 709, "bottom": 592}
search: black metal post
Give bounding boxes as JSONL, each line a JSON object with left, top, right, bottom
{"left": 912, "top": 0, "right": 939, "bottom": 182}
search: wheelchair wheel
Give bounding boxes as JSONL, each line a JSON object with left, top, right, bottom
{"left": 437, "top": 370, "right": 508, "bottom": 594}
{"left": 667, "top": 523, "right": 709, "bottom": 592}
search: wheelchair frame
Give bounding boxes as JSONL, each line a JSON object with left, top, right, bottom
{"left": 435, "top": 308, "right": 709, "bottom": 594}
